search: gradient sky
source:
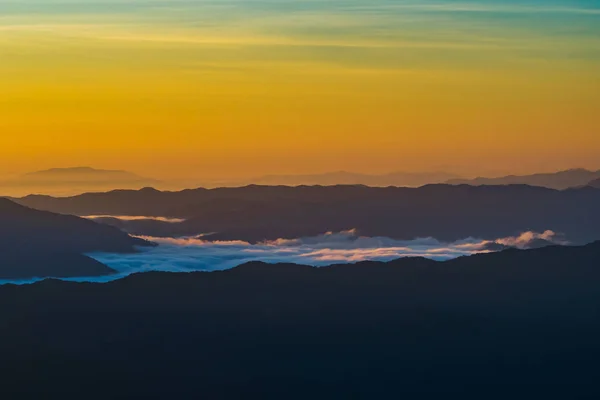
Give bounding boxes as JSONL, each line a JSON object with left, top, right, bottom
{"left": 1, "top": 0, "right": 599, "bottom": 179}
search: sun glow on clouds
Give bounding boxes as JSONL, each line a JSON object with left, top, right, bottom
{"left": 0, "top": 229, "right": 567, "bottom": 285}
{"left": 82, "top": 229, "right": 565, "bottom": 280}
{"left": 84, "top": 215, "right": 185, "bottom": 223}
{"left": 89, "top": 231, "right": 489, "bottom": 279}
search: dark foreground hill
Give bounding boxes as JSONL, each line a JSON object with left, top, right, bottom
{"left": 0, "top": 198, "right": 152, "bottom": 279}
{"left": 2, "top": 242, "right": 600, "bottom": 398}
{"left": 13, "top": 184, "right": 600, "bottom": 243}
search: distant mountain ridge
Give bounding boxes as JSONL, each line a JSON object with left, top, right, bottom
{"left": 187, "top": 168, "right": 600, "bottom": 190}
{"left": 249, "top": 170, "right": 461, "bottom": 187}
{"left": 27, "top": 166, "right": 122, "bottom": 174}
{"left": 4, "top": 167, "right": 600, "bottom": 196}
{"left": 11, "top": 184, "right": 600, "bottom": 244}
{"left": 25, "top": 166, "right": 140, "bottom": 178}
{"left": 446, "top": 168, "right": 600, "bottom": 190}
{"left": 0, "top": 167, "right": 160, "bottom": 197}
{"left": 22, "top": 166, "right": 158, "bottom": 183}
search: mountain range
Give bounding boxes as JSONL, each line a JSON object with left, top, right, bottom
{"left": 188, "top": 168, "right": 600, "bottom": 190}
{"left": 0, "top": 167, "right": 160, "bottom": 197}
{"left": 2, "top": 241, "right": 600, "bottom": 398}
{"left": 3, "top": 167, "right": 600, "bottom": 197}
{"left": 446, "top": 168, "right": 600, "bottom": 190}
{"left": 12, "top": 184, "right": 600, "bottom": 244}
{"left": 247, "top": 170, "right": 461, "bottom": 187}
{"left": 0, "top": 198, "right": 152, "bottom": 279}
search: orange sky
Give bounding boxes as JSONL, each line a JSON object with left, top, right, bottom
{"left": 1, "top": 0, "right": 599, "bottom": 180}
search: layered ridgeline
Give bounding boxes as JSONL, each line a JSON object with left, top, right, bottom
{"left": 0, "top": 198, "right": 153, "bottom": 279}
{"left": 2, "top": 242, "right": 600, "bottom": 398}
{"left": 588, "top": 178, "right": 600, "bottom": 188}
{"left": 248, "top": 170, "right": 461, "bottom": 187}
{"left": 249, "top": 168, "right": 600, "bottom": 190}
{"left": 446, "top": 168, "right": 600, "bottom": 190}
{"left": 12, "top": 184, "right": 600, "bottom": 244}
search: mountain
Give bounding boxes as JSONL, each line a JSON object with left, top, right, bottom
{"left": 0, "top": 167, "right": 160, "bottom": 197}
{"left": 12, "top": 184, "right": 600, "bottom": 244}
{"left": 2, "top": 242, "right": 600, "bottom": 398}
{"left": 446, "top": 168, "right": 600, "bottom": 190}
{"left": 249, "top": 170, "right": 461, "bottom": 187}
{"left": 0, "top": 198, "right": 153, "bottom": 279}
{"left": 587, "top": 178, "right": 600, "bottom": 188}
{"left": 0, "top": 252, "right": 113, "bottom": 281}
{"left": 23, "top": 166, "right": 158, "bottom": 184}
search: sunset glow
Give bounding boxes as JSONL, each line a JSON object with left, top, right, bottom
{"left": 1, "top": 0, "right": 599, "bottom": 179}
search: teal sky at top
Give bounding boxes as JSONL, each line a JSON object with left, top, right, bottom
{"left": 2, "top": 1, "right": 599, "bottom": 49}
{"left": 1, "top": 0, "right": 599, "bottom": 88}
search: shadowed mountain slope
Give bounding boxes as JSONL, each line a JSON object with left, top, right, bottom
{"left": 2, "top": 242, "right": 600, "bottom": 398}
{"left": 0, "top": 198, "right": 153, "bottom": 279}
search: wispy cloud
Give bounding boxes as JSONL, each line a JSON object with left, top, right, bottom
{"left": 2, "top": 0, "right": 598, "bottom": 69}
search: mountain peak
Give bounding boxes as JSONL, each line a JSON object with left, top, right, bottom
{"left": 25, "top": 167, "right": 130, "bottom": 177}
{"left": 0, "top": 167, "right": 162, "bottom": 197}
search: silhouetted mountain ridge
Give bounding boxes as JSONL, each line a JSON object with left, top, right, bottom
{"left": 2, "top": 241, "right": 600, "bottom": 398}
{"left": 12, "top": 184, "right": 600, "bottom": 244}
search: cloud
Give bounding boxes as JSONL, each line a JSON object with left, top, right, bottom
{"left": 63, "top": 230, "right": 565, "bottom": 283}
{"left": 87, "top": 232, "right": 486, "bottom": 279}
{"left": 494, "top": 230, "right": 568, "bottom": 248}
{"left": 3, "top": 0, "right": 598, "bottom": 71}
{"left": 84, "top": 215, "right": 185, "bottom": 223}
{"left": 0, "top": 229, "right": 568, "bottom": 285}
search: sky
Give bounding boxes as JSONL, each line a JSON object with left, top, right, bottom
{"left": 1, "top": 0, "right": 599, "bottom": 180}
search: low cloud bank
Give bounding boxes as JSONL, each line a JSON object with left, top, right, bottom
{"left": 81, "top": 230, "right": 565, "bottom": 282}
{"left": 0, "top": 230, "right": 566, "bottom": 285}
